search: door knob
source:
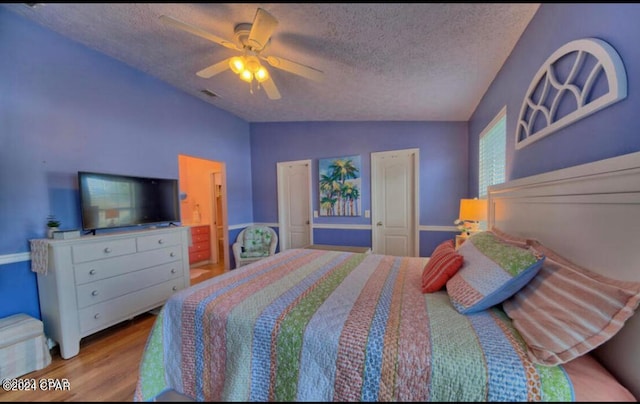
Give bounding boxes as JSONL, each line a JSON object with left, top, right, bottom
{"left": 376, "top": 221, "right": 383, "bottom": 226}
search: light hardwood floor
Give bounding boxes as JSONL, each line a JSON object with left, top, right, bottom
{"left": 0, "top": 262, "right": 226, "bottom": 402}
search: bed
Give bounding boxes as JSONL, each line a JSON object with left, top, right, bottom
{"left": 134, "top": 150, "right": 640, "bottom": 402}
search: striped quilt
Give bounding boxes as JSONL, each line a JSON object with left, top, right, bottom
{"left": 134, "top": 248, "right": 573, "bottom": 402}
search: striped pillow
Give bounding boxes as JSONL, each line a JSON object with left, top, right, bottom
{"left": 422, "top": 240, "right": 463, "bottom": 293}
{"left": 503, "top": 241, "right": 640, "bottom": 366}
{"left": 490, "top": 227, "right": 529, "bottom": 248}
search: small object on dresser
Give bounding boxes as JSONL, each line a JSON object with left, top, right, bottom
{"left": 53, "top": 229, "right": 81, "bottom": 240}
{"left": 46, "top": 214, "right": 61, "bottom": 239}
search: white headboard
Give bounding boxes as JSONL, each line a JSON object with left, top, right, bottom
{"left": 488, "top": 150, "right": 640, "bottom": 399}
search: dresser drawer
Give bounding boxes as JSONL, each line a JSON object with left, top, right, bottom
{"left": 76, "top": 261, "right": 184, "bottom": 309}
{"left": 189, "top": 240, "right": 210, "bottom": 254}
{"left": 190, "top": 225, "right": 210, "bottom": 236}
{"left": 189, "top": 250, "right": 211, "bottom": 264}
{"left": 74, "top": 246, "right": 182, "bottom": 285}
{"left": 72, "top": 238, "right": 136, "bottom": 264}
{"left": 137, "top": 231, "right": 182, "bottom": 252}
{"left": 191, "top": 233, "right": 210, "bottom": 243}
{"left": 78, "top": 278, "right": 184, "bottom": 335}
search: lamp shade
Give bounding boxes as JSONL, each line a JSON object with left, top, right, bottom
{"left": 459, "top": 198, "right": 487, "bottom": 222}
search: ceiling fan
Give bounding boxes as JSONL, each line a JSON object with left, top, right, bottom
{"left": 159, "top": 8, "right": 324, "bottom": 100}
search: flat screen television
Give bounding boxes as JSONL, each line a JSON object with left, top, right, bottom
{"left": 78, "top": 171, "right": 180, "bottom": 233}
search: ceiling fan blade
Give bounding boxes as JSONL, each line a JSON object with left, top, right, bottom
{"left": 196, "top": 58, "right": 231, "bottom": 79}
{"left": 260, "top": 77, "right": 281, "bottom": 100}
{"left": 159, "top": 15, "right": 239, "bottom": 51}
{"left": 247, "top": 8, "right": 278, "bottom": 51}
{"left": 263, "top": 55, "right": 324, "bottom": 82}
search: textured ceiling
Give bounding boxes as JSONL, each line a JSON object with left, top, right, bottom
{"left": 3, "top": 3, "right": 540, "bottom": 123}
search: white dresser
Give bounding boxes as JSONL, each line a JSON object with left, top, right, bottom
{"left": 35, "top": 226, "right": 190, "bottom": 359}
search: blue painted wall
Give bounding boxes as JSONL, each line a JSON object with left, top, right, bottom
{"left": 249, "top": 121, "right": 469, "bottom": 256}
{"left": 6, "top": 3, "right": 636, "bottom": 321}
{"left": 312, "top": 229, "right": 372, "bottom": 248}
{"left": 0, "top": 262, "right": 41, "bottom": 320}
{"left": 469, "top": 3, "right": 640, "bottom": 194}
{"left": 0, "top": 9, "right": 252, "bottom": 319}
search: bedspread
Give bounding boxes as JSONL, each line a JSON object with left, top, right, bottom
{"left": 135, "top": 248, "right": 573, "bottom": 402}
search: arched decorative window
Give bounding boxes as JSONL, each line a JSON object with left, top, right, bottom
{"left": 515, "top": 38, "right": 627, "bottom": 149}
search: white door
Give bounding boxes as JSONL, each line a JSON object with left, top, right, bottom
{"left": 277, "top": 160, "right": 312, "bottom": 250}
{"left": 371, "top": 149, "right": 419, "bottom": 256}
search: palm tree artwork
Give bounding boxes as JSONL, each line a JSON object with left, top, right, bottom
{"left": 319, "top": 155, "right": 361, "bottom": 216}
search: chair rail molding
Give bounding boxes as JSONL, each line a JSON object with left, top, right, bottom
{"left": 515, "top": 38, "right": 627, "bottom": 150}
{"left": 0, "top": 252, "right": 31, "bottom": 265}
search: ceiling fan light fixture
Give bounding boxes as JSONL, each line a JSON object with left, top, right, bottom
{"left": 255, "top": 66, "right": 269, "bottom": 83}
{"left": 239, "top": 69, "right": 253, "bottom": 83}
{"left": 161, "top": 7, "right": 322, "bottom": 100}
{"left": 245, "top": 56, "right": 261, "bottom": 74}
{"left": 229, "top": 56, "right": 245, "bottom": 74}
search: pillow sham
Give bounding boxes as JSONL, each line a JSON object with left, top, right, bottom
{"left": 489, "top": 226, "right": 530, "bottom": 248}
{"left": 421, "top": 240, "right": 464, "bottom": 293}
{"left": 446, "top": 231, "right": 545, "bottom": 314}
{"left": 503, "top": 240, "right": 640, "bottom": 366}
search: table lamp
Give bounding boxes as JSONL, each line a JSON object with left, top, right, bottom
{"left": 457, "top": 198, "right": 488, "bottom": 235}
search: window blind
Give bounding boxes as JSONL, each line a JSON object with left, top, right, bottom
{"left": 479, "top": 110, "right": 506, "bottom": 198}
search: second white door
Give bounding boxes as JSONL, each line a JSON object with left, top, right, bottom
{"left": 371, "top": 149, "right": 419, "bottom": 256}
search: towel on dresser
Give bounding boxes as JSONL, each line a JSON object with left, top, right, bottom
{"left": 29, "top": 239, "right": 49, "bottom": 275}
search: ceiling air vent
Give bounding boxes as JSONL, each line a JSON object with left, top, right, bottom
{"left": 200, "top": 89, "right": 219, "bottom": 98}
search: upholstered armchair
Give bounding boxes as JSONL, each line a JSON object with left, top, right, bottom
{"left": 232, "top": 225, "right": 278, "bottom": 268}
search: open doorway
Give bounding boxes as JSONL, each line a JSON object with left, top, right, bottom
{"left": 178, "top": 154, "right": 230, "bottom": 283}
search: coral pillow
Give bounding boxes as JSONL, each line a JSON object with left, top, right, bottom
{"left": 422, "top": 240, "right": 464, "bottom": 293}
{"left": 503, "top": 240, "right": 640, "bottom": 366}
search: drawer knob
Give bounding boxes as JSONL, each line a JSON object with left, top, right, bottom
{"left": 172, "top": 286, "right": 178, "bottom": 291}
{"left": 104, "top": 247, "right": 112, "bottom": 253}
{"left": 171, "top": 268, "right": 177, "bottom": 274}
{"left": 170, "top": 252, "right": 175, "bottom": 257}
{"left": 94, "top": 313, "right": 101, "bottom": 319}
{"left": 89, "top": 269, "right": 96, "bottom": 275}
{"left": 158, "top": 239, "right": 164, "bottom": 244}
{"left": 91, "top": 290, "right": 99, "bottom": 296}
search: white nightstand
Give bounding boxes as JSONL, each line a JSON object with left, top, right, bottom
{"left": 455, "top": 234, "right": 468, "bottom": 250}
